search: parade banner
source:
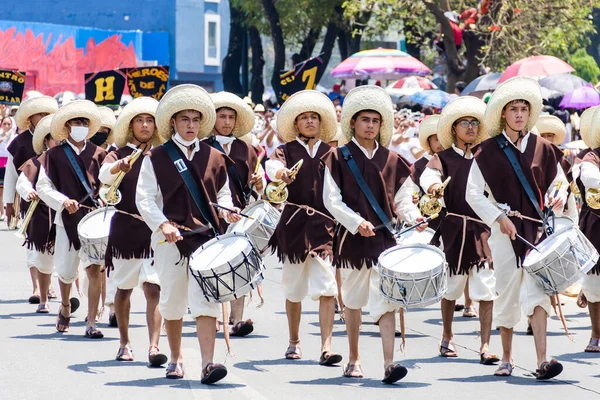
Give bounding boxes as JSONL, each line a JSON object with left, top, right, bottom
{"left": 279, "top": 54, "right": 326, "bottom": 102}
{"left": 0, "top": 70, "right": 26, "bottom": 105}
{"left": 123, "top": 66, "right": 169, "bottom": 100}
{"left": 84, "top": 69, "right": 126, "bottom": 106}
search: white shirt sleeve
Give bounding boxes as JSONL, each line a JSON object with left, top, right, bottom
{"left": 135, "top": 156, "right": 168, "bottom": 233}
{"left": 99, "top": 160, "right": 119, "bottom": 185}
{"left": 323, "top": 166, "right": 364, "bottom": 234}
{"left": 255, "top": 163, "right": 267, "bottom": 195}
{"left": 36, "top": 165, "right": 69, "bottom": 212}
{"left": 580, "top": 161, "right": 600, "bottom": 191}
{"left": 571, "top": 161, "right": 582, "bottom": 181}
{"left": 15, "top": 171, "right": 35, "bottom": 201}
{"left": 217, "top": 176, "right": 234, "bottom": 209}
{"left": 265, "top": 159, "right": 285, "bottom": 182}
{"left": 396, "top": 177, "right": 422, "bottom": 225}
{"left": 545, "top": 162, "right": 569, "bottom": 207}
{"left": 420, "top": 166, "right": 443, "bottom": 194}
{"left": 2, "top": 153, "right": 18, "bottom": 204}
{"left": 466, "top": 160, "right": 502, "bottom": 227}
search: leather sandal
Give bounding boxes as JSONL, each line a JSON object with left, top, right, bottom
{"left": 535, "top": 359, "right": 563, "bottom": 380}
{"left": 319, "top": 351, "right": 342, "bottom": 366}
{"left": 480, "top": 351, "right": 500, "bottom": 365}
{"left": 343, "top": 363, "right": 364, "bottom": 378}
{"left": 36, "top": 304, "right": 50, "bottom": 314}
{"left": 201, "top": 363, "right": 227, "bottom": 384}
{"left": 382, "top": 363, "right": 408, "bottom": 384}
{"left": 116, "top": 346, "right": 134, "bottom": 361}
{"left": 439, "top": 340, "right": 458, "bottom": 357}
{"left": 148, "top": 346, "right": 168, "bottom": 367}
{"left": 585, "top": 338, "right": 600, "bottom": 353}
{"left": 494, "top": 361, "right": 514, "bottom": 376}
{"left": 56, "top": 303, "right": 71, "bottom": 332}
{"left": 230, "top": 320, "right": 254, "bottom": 337}
{"left": 166, "top": 362, "right": 184, "bottom": 379}
{"left": 285, "top": 340, "right": 302, "bottom": 359}
{"left": 84, "top": 326, "right": 104, "bottom": 339}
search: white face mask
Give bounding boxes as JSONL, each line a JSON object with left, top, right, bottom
{"left": 69, "top": 126, "right": 89, "bottom": 142}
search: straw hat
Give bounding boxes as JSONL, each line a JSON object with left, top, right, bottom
{"left": 50, "top": 100, "right": 101, "bottom": 142}
{"left": 15, "top": 96, "right": 58, "bottom": 131}
{"left": 418, "top": 114, "right": 440, "bottom": 154}
{"left": 211, "top": 92, "right": 255, "bottom": 137}
{"left": 155, "top": 84, "right": 216, "bottom": 141}
{"left": 254, "top": 104, "right": 265, "bottom": 113}
{"left": 97, "top": 106, "right": 117, "bottom": 145}
{"left": 340, "top": 85, "right": 394, "bottom": 147}
{"left": 580, "top": 106, "right": 599, "bottom": 148}
{"left": 113, "top": 97, "right": 160, "bottom": 148}
{"left": 588, "top": 107, "right": 600, "bottom": 149}
{"left": 438, "top": 96, "right": 487, "bottom": 150}
{"left": 484, "top": 76, "right": 543, "bottom": 137}
{"left": 534, "top": 115, "right": 566, "bottom": 146}
{"left": 276, "top": 90, "right": 337, "bottom": 143}
{"left": 32, "top": 115, "right": 54, "bottom": 155}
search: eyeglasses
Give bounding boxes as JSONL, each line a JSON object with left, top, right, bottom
{"left": 456, "top": 120, "right": 480, "bottom": 129}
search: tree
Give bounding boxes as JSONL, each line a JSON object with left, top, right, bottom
{"left": 222, "top": 1, "right": 245, "bottom": 95}
{"left": 569, "top": 48, "right": 600, "bottom": 84}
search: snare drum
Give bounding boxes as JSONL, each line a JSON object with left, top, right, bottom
{"left": 523, "top": 223, "right": 599, "bottom": 295}
{"left": 227, "top": 200, "right": 280, "bottom": 254}
{"left": 378, "top": 243, "right": 447, "bottom": 308}
{"left": 188, "top": 232, "right": 265, "bottom": 303}
{"left": 77, "top": 207, "right": 116, "bottom": 264}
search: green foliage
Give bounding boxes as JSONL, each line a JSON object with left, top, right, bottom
{"left": 569, "top": 48, "right": 600, "bottom": 83}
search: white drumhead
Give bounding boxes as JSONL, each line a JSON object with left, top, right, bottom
{"left": 380, "top": 244, "right": 444, "bottom": 273}
{"left": 552, "top": 216, "right": 574, "bottom": 232}
{"left": 228, "top": 202, "right": 270, "bottom": 233}
{"left": 524, "top": 226, "right": 575, "bottom": 265}
{"left": 78, "top": 208, "right": 116, "bottom": 239}
{"left": 190, "top": 234, "right": 250, "bottom": 271}
{"left": 396, "top": 228, "right": 435, "bottom": 245}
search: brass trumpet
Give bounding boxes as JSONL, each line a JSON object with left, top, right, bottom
{"left": 14, "top": 199, "right": 39, "bottom": 239}
{"left": 8, "top": 192, "right": 20, "bottom": 230}
{"left": 585, "top": 187, "right": 600, "bottom": 209}
{"left": 419, "top": 176, "right": 451, "bottom": 216}
{"left": 99, "top": 149, "right": 143, "bottom": 205}
{"left": 265, "top": 159, "right": 303, "bottom": 204}
{"left": 570, "top": 180, "right": 581, "bottom": 196}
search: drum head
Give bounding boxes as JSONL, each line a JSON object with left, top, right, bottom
{"left": 190, "top": 233, "right": 251, "bottom": 271}
{"left": 396, "top": 228, "right": 435, "bottom": 245}
{"left": 523, "top": 226, "right": 574, "bottom": 266}
{"left": 552, "top": 216, "right": 574, "bottom": 232}
{"left": 227, "top": 202, "right": 267, "bottom": 233}
{"left": 78, "top": 207, "right": 117, "bottom": 239}
{"left": 379, "top": 244, "right": 444, "bottom": 273}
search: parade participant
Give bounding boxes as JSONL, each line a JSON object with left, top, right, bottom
{"left": 99, "top": 97, "right": 167, "bottom": 365}
{"left": 265, "top": 90, "right": 341, "bottom": 366}
{"left": 577, "top": 108, "right": 600, "bottom": 353}
{"left": 15, "top": 115, "right": 57, "bottom": 314}
{"left": 322, "top": 85, "right": 427, "bottom": 383}
{"left": 5, "top": 96, "right": 58, "bottom": 303}
{"left": 91, "top": 106, "right": 116, "bottom": 149}
{"left": 419, "top": 97, "right": 497, "bottom": 363}
{"left": 136, "top": 84, "right": 240, "bottom": 383}
{"left": 37, "top": 100, "right": 107, "bottom": 338}
{"left": 205, "top": 91, "right": 265, "bottom": 337}
{"left": 466, "top": 77, "right": 568, "bottom": 379}
{"left": 573, "top": 106, "right": 598, "bottom": 174}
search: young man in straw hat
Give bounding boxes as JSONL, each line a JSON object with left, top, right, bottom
{"left": 37, "top": 100, "right": 108, "bottom": 338}
{"left": 420, "top": 96, "right": 498, "bottom": 364}
{"left": 15, "top": 115, "right": 58, "bottom": 314}
{"left": 205, "top": 91, "right": 265, "bottom": 338}
{"left": 99, "top": 96, "right": 167, "bottom": 366}
{"left": 265, "top": 90, "right": 342, "bottom": 366}
{"left": 466, "top": 77, "right": 568, "bottom": 379}
{"left": 136, "top": 84, "right": 240, "bottom": 383}
{"left": 92, "top": 106, "right": 117, "bottom": 149}
{"left": 5, "top": 95, "right": 58, "bottom": 303}
{"left": 322, "top": 85, "right": 427, "bottom": 383}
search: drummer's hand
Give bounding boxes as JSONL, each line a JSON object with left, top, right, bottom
{"left": 250, "top": 173, "right": 264, "bottom": 192}
{"left": 27, "top": 190, "right": 39, "bottom": 202}
{"left": 160, "top": 222, "right": 181, "bottom": 243}
{"left": 117, "top": 157, "right": 132, "bottom": 173}
{"left": 415, "top": 216, "right": 429, "bottom": 232}
{"left": 498, "top": 215, "right": 517, "bottom": 240}
{"left": 221, "top": 208, "right": 242, "bottom": 223}
{"left": 357, "top": 220, "right": 376, "bottom": 237}
{"left": 63, "top": 199, "right": 80, "bottom": 214}
{"left": 548, "top": 196, "right": 564, "bottom": 212}
{"left": 276, "top": 168, "right": 295, "bottom": 184}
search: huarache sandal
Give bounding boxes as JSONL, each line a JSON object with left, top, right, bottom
{"left": 148, "top": 346, "right": 168, "bottom": 367}
{"left": 439, "top": 340, "right": 458, "bottom": 357}
{"left": 382, "top": 363, "right": 408, "bottom": 384}
{"left": 116, "top": 346, "right": 134, "bottom": 361}
{"left": 28, "top": 294, "right": 40, "bottom": 304}
{"left": 201, "top": 363, "right": 227, "bottom": 384}
{"left": 69, "top": 297, "right": 80, "bottom": 313}
{"left": 494, "top": 361, "right": 514, "bottom": 376}
{"left": 84, "top": 326, "right": 104, "bottom": 339}
{"left": 455, "top": 303, "right": 465, "bottom": 312}
{"left": 230, "top": 320, "right": 254, "bottom": 337}
{"left": 56, "top": 304, "right": 71, "bottom": 332}
{"left": 577, "top": 291, "right": 588, "bottom": 309}
{"left": 343, "top": 363, "right": 364, "bottom": 378}
{"left": 47, "top": 288, "right": 57, "bottom": 299}
{"left": 462, "top": 306, "right": 478, "bottom": 318}
{"left": 319, "top": 351, "right": 343, "bottom": 366}
{"left": 285, "top": 340, "right": 302, "bottom": 359}
{"left": 108, "top": 313, "right": 118, "bottom": 327}
{"left": 166, "top": 362, "right": 184, "bottom": 379}
{"left": 480, "top": 351, "right": 500, "bottom": 365}
{"left": 535, "top": 359, "right": 563, "bottom": 380}
{"left": 36, "top": 304, "right": 50, "bottom": 314}
{"left": 585, "top": 338, "right": 600, "bottom": 353}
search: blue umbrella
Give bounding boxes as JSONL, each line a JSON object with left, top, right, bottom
{"left": 410, "top": 90, "right": 456, "bottom": 108}
{"left": 460, "top": 73, "right": 502, "bottom": 97}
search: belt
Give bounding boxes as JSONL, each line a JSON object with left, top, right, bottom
{"left": 445, "top": 212, "right": 485, "bottom": 272}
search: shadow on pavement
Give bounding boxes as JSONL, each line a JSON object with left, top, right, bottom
{"left": 289, "top": 376, "right": 431, "bottom": 389}
{"left": 12, "top": 333, "right": 118, "bottom": 342}
{"left": 0, "top": 299, "right": 29, "bottom": 304}
{"left": 234, "top": 358, "right": 320, "bottom": 372}
{"left": 555, "top": 350, "right": 600, "bottom": 366}
{"left": 105, "top": 377, "right": 246, "bottom": 389}
{"left": 439, "top": 374, "right": 580, "bottom": 386}
{"left": 68, "top": 360, "right": 149, "bottom": 374}
{"left": 402, "top": 356, "right": 482, "bottom": 369}
{"left": 311, "top": 330, "right": 423, "bottom": 339}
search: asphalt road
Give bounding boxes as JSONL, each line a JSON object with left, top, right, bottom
{"left": 1, "top": 226, "right": 599, "bottom": 399}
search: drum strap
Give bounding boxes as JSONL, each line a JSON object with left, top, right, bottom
{"left": 163, "top": 140, "right": 218, "bottom": 236}
{"left": 339, "top": 145, "right": 393, "bottom": 234}
{"left": 206, "top": 136, "right": 248, "bottom": 207}
{"left": 61, "top": 144, "right": 98, "bottom": 207}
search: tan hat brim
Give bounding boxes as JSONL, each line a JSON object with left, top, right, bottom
{"left": 211, "top": 92, "right": 255, "bottom": 137}
{"left": 32, "top": 115, "right": 54, "bottom": 155}
{"left": 276, "top": 90, "right": 337, "bottom": 143}
{"left": 438, "top": 96, "right": 488, "bottom": 150}
{"left": 535, "top": 115, "right": 566, "bottom": 145}
{"left": 418, "top": 114, "right": 440, "bottom": 154}
{"left": 50, "top": 100, "right": 101, "bottom": 142}
{"left": 580, "top": 106, "right": 599, "bottom": 148}
{"left": 15, "top": 96, "right": 58, "bottom": 130}
{"left": 113, "top": 97, "right": 161, "bottom": 148}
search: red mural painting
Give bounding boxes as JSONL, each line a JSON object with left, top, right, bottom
{"left": 0, "top": 27, "right": 136, "bottom": 96}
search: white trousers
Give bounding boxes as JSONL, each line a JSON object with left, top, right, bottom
{"left": 26, "top": 249, "right": 54, "bottom": 275}
{"left": 280, "top": 255, "right": 337, "bottom": 302}
{"left": 342, "top": 266, "right": 398, "bottom": 323}
{"left": 583, "top": 273, "right": 600, "bottom": 303}
{"left": 443, "top": 263, "right": 496, "bottom": 302}
{"left": 111, "top": 258, "right": 160, "bottom": 291}
{"left": 54, "top": 225, "right": 95, "bottom": 284}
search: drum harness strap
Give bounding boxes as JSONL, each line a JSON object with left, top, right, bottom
{"left": 206, "top": 135, "right": 249, "bottom": 208}
{"left": 62, "top": 144, "right": 99, "bottom": 207}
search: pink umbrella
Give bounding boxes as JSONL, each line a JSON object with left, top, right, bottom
{"left": 559, "top": 84, "right": 600, "bottom": 109}
{"left": 498, "top": 55, "right": 575, "bottom": 83}
{"left": 390, "top": 76, "right": 437, "bottom": 90}
{"left": 331, "top": 48, "right": 431, "bottom": 79}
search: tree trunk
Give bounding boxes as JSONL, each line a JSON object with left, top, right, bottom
{"left": 316, "top": 20, "right": 340, "bottom": 83}
{"left": 248, "top": 26, "right": 265, "bottom": 106}
{"left": 222, "top": 2, "right": 244, "bottom": 95}
{"left": 338, "top": 29, "right": 349, "bottom": 60}
{"left": 404, "top": 21, "right": 422, "bottom": 60}
{"left": 299, "top": 28, "right": 321, "bottom": 61}
{"left": 462, "top": 29, "right": 484, "bottom": 84}
{"left": 588, "top": 9, "right": 600, "bottom": 66}
{"left": 261, "top": 0, "right": 286, "bottom": 104}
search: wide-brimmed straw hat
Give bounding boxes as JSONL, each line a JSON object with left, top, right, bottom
{"left": 418, "top": 114, "right": 440, "bottom": 154}
{"left": 32, "top": 115, "right": 54, "bottom": 155}
{"left": 438, "top": 96, "right": 487, "bottom": 150}
{"left": 276, "top": 90, "right": 337, "bottom": 143}
{"left": 97, "top": 106, "right": 117, "bottom": 145}
{"left": 211, "top": 92, "right": 255, "bottom": 137}
{"left": 588, "top": 107, "right": 600, "bottom": 149}
{"left": 15, "top": 96, "right": 58, "bottom": 131}
{"left": 50, "top": 100, "right": 101, "bottom": 142}
{"left": 340, "top": 85, "right": 394, "bottom": 147}
{"left": 580, "top": 106, "right": 599, "bottom": 148}
{"left": 534, "top": 115, "right": 566, "bottom": 146}
{"left": 155, "top": 84, "right": 216, "bottom": 141}
{"left": 113, "top": 97, "right": 160, "bottom": 148}
{"left": 484, "top": 76, "right": 542, "bottom": 137}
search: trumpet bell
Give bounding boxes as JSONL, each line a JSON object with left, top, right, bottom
{"left": 99, "top": 185, "right": 122, "bottom": 206}
{"left": 585, "top": 188, "right": 600, "bottom": 210}
{"left": 419, "top": 194, "right": 443, "bottom": 216}
{"left": 265, "top": 182, "right": 288, "bottom": 204}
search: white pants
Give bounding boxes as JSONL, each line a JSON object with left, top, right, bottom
{"left": 111, "top": 258, "right": 160, "bottom": 291}
{"left": 152, "top": 233, "right": 219, "bottom": 321}
{"left": 342, "top": 267, "right": 398, "bottom": 323}
{"left": 489, "top": 224, "right": 551, "bottom": 328}
{"left": 55, "top": 225, "right": 95, "bottom": 284}
{"left": 26, "top": 249, "right": 54, "bottom": 275}
{"left": 443, "top": 263, "right": 496, "bottom": 302}
{"left": 583, "top": 273, "right": 600, "bottom": 303}
{"left": 280, "top": 256, "right": 337, "bottom": 302}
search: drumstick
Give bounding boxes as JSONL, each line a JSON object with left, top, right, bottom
{"left": 246, "top": 145, "right": 266, "bottom": 204}
{"left": 552, "top": 181, "right": 563, "bottom": 200}
{"left": 210, "top": 202, "right": 255, "bottom": 220}
{"left": 374, "top": 213, "right": 438, "bottom": 235}
{"left": 158, "top": 226, "right": 212, "bottom": 244}
{"left": 515, "top": 233, "right": 541, "bottom": 253}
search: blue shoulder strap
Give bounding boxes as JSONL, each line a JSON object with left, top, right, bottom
{"left": 61, "top": 143, "right": 98, "bottom": 206}
{"left": 206, "top": 136, "right": 248, "bottom": 207}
